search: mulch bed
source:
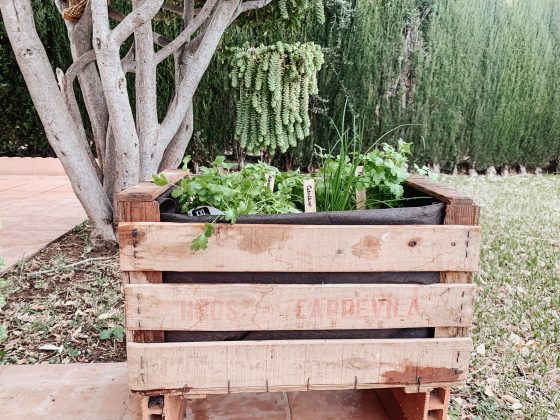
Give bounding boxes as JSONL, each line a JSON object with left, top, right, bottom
{"left": 0, "top": 223, "right": 124, "bottom": 364}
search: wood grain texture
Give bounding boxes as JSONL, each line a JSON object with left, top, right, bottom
{"left": 117, "top": 201, "right": 160, "bottom": 224}
{"left": 119, "top": 223, "right": 481, "bottom": 273}
{"left": 127, "top": 338, "right": 472, "bottom": 392}
{"left": 444, "top": 203, "right": 481, "bottom": 226}
{"left": 125, "top": 283, "right": 476, "bottom": 331}
{"left": 437, "top": 184, "right": 481, "bottom": 339}
{"left": 117, "top": 197, "right": 164, "bottom": 343}
{"left": 163, "top": 394, "right": 186, "bottom": 420}
{"left": 116, "top": 169, "right": 188, "bottom": 202}
{"left": 406, "top": 175, "right": 473, "bottom": 205}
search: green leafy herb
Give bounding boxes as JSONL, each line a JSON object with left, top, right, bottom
{"left": 190, "top": 223, "right": 216, "bottom": 251}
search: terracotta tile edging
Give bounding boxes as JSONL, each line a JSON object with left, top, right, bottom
{"left": 0, "top": 157, "right": 66, "bottom": 176}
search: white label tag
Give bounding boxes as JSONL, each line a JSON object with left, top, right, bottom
{"left": 355, "top": 166, "right": 366, "bottom": 210}
{"left": 303, "top": 179, "right": 317, "bottom": 213}
{"left": 187, "top": 206, "right": 225, "bottom": 217}
{"left": 265, "top": 173, "right": 275, "bottom": 192}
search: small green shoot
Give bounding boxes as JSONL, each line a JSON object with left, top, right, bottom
{"left": 151, "top": 173, "right": 169, "bottom": 186}
{"left": 181, "top": 155, "right": 192, "bottom": 169}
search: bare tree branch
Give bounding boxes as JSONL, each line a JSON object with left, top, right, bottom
{"left": 65, "top": 3, "right": 110, "bottom": 175}
{"left": 162, "top": 2, "right": 182, "bottom": 15}
{"left": 155, "top": 0, "right": 240, "bottom": 165}
{"left": 121, "top": 42, "right": 136, "bottom": 73}
{"left": 53, "top": 0, "right": 67, "bottom": 15}
{"left": 155, "top": 0, "right": 218, "bottom": 65}
{"left": 161, "top": 2, "right": 202, "bottom": 17}
{"left": 133, "top": 0, "right": 160, "bottom": 180}
{"left": 108, "top": 6, "right": 171, "bottom": 47}
{"left": 55, "top": 64, "right": 102, "bottom": 181}
{"left": 56, "top": 51, "right": 100, "bottom": 177}
{"left": 111, "top": 0, "right": 163, "bottom": 46}
{"left": 92, "top": 0, "right": 140, "bottom": 196}
{"left": 230, "top": 0, "right": 272, "bottom": 22}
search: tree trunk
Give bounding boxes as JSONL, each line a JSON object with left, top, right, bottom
{"left": 1, "top": 0, "right": 277, "bottom": 247}
{"left": 0, "top": 0, "right": 115, "bottom": 244}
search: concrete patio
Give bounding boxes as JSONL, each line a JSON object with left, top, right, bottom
{"left": 0, "top": 157, "right": 86, "bottom": 270}
{"left": 0, "top": 362, "right": 391, "bottom": 419}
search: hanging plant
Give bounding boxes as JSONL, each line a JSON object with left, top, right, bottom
{"left": 230, "top": 41, "right": 324, "bottom": 155}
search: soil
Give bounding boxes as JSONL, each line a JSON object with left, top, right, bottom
{"left": 0, "top": 223, "right": 125, "bottom": 364}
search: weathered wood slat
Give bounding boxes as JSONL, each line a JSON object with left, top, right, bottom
{"left": 406, "top": 175, "right": 473, "bottom": 205}
{"left": 119, "top": 223, "right": 481, "bottom": 273}
{"left": 116, "top": 169, "right": 188, "bottom": 202}
{"left": 127, "top": 338, "right": 472, "bottom": 392}
{"left": 125, "top": 283, "right": 476, "bottom": 331}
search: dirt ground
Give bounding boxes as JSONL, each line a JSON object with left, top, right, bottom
{"left": 0, "top": 223, "right": 125, "bottom": 364}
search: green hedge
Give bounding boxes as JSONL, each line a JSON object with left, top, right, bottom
{"left": 1, "top": 0, "right": 559, "bottom": 169}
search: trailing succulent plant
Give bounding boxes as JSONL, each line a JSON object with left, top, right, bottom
{"left": 230, "top": 41, "right": 324, "bottom": 155}
{"left": 278, "top": 0, "right": 325, "bottom": 23}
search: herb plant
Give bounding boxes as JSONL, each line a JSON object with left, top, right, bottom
{"left": 170, "top": 156, "right": 303, "bottom": 250}
{"left": 156, "top": 132, "right": 432, "bottom": 250}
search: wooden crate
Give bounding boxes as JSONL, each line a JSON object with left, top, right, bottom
{"left": 117, "top": 171, "right": 480, "bottom": 420}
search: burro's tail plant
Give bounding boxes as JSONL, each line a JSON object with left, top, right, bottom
{"left": 230, "top": 41, "right": 325, "bottom": 154}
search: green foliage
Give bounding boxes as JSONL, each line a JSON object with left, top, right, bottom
{"left": 172, "top": 156, "right": 302, "bottom": 225}
{"left": 314, "top": 121, "right": 415, "bottom": 211}
{"left": 99, "top": 325, "right": 125, "bottom": 341}
{"left": 151, "top": 173, "right": 169, "bottom": 186}
{"left": 171, "top": 121, "right": 422, "bottom": 249}
{"left": 190, "top": 223, "right": 215, "bottom": 251}
{"left": 3, "top": 0, "right": 560, "bottom": 170}
{"left": 230, "top": 42, "right": 324, "bottom": 154}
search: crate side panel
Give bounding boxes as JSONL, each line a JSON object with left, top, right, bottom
{"left": 119, "top": 224, "right": 481, "bottom": 273}
{"left": 127, "top": 338, "right": 472, "bottom": 392}
{"left": 125, "top": 283, "right": 475, "bottom": 331}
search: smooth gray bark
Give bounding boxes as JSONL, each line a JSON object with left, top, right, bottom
{"left": 1, "top": 0, "right": 274, "bottom": 245}
{"left": 0, "top": 0, "right": 114, "bottom": 243}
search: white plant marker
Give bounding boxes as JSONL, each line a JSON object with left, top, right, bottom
{"left": 303, "top": 179, "right": 317, "bottom": 213}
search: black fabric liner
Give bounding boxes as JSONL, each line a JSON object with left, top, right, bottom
{"left": 158, "top": 186, "right": 445, "bottom": 342}
{"left": 165, "top": 328, "right": 434, "bottom": 342}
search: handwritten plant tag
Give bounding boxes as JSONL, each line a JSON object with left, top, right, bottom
{"left": 265, "top": 173, "right": 275, "bottom": 192}
{"left": 188, "top": 206, "right": 225, "bottom": 217}
{"left": 303, "top": 178, "right": 317, "bottom": 213}
{"left": 355, "top": 166, "right": 366, "bottom": 210}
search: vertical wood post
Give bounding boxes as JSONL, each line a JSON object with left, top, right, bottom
{"left": 405, "top": 175, "right": 480, "bottom": 420}
{"left": 117, "top": 169, "right": 188, "bottom": 343}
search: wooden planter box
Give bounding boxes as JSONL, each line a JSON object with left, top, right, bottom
{"left": 117, "top": 171, "right": 480, "bottom": 419}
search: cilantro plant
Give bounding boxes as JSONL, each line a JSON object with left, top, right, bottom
{"left": 169, "top": 156, "right": 303, "bottom": 250}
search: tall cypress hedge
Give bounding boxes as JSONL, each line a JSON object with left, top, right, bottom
{"left": 1, "top": 0, "right": 559, "bottom": 169}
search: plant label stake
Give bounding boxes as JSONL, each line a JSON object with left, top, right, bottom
{"left": 265, "top": 173, "right": 275, "bottom": 192}
{"left": 355, "top": 166, "right": 366, "bottom": 210}
{"left": 303, "top": 179, "right": 317, "bottom": 213}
